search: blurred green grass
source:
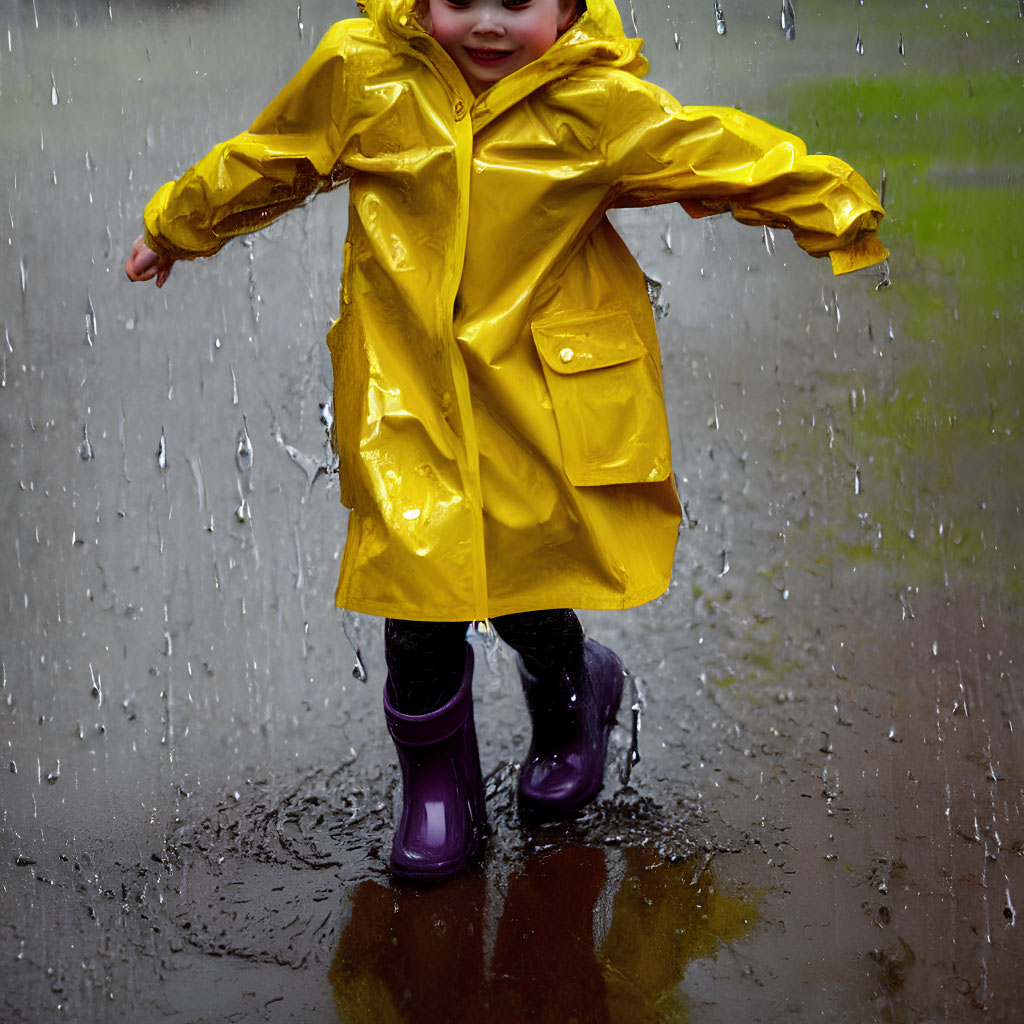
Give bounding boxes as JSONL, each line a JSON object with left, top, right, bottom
{"left": 784, "top": 68, "right": 1023, "bottom": 589}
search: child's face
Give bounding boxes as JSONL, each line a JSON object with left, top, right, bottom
{"left": 425, "top": 0, "right": 576, "bottom": 95}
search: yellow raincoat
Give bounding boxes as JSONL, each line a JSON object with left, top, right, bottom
{"left": 143, "top": 0, "right": 887, "bottom": 621}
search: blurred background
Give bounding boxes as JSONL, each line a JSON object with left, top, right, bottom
{"left": 1, "top": 1, "right": 1021, "bottom": 1020}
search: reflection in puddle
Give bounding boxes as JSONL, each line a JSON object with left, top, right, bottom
{"left": 330, "top": 844, "right": 758, "bottom": 1022}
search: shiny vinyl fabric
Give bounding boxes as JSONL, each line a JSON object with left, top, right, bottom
{"left": 142, "top": 0, "right": 888, "bottom": 622}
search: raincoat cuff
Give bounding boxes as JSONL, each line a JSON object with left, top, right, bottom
{"left": 829, "top": 236, "right": 890, "bottom": 276}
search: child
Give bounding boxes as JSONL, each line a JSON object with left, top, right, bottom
{"left": 126, "top": 0, "right": 887, "bottom": 882}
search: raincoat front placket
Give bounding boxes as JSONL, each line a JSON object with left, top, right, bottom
{"left": 426, "top": 43, "right": 489, "bottom": 619}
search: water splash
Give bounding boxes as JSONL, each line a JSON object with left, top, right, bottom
{"left": 780, "top": 0, "right": 795, "bottom": 40}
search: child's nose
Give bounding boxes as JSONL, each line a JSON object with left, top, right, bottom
{"left": 472, "top": 11, "right": 506, "bottom": 35}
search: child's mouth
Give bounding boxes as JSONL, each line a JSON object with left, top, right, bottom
{"left": 464, "top": 47, "right": 516, "bottom": 67}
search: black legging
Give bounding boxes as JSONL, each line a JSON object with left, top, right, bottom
{"left": 385, "top": 610, "right": 584, "bottom": 715}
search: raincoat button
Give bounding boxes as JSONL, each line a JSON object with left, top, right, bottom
{"left": 559, "top": 347, "right": 574, "bottom": 364}
{"left": 453, "top": 99, "right": 466, "bottom": 120}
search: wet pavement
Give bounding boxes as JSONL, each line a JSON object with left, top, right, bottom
{"left": 2, "top": 1, "right": 1022, "bottom": 1021}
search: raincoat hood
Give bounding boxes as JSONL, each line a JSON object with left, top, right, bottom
{"left": 362, "top": 0, "right": 647, "bottom": 119}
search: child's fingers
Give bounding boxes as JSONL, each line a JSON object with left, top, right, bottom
{"left": 125, "top": 257, "right": 157, "bottom": 282}
{"left": 155, "top": 261, "right": 173, "bottom": 288}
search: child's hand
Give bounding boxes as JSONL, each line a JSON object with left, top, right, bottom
{"left": 125, "top": 235, "right": 174, "bottom": 288}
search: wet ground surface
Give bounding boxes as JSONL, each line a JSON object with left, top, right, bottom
{"left": 2, "top": 1, "right": 1022, "bottom": 1021}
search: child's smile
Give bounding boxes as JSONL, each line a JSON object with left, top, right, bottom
{"left": 426, "top": 0, "right": 575, "bottom": 95}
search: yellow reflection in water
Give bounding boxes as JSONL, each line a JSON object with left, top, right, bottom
{"left": 329, "top": 844, "right": 759, "bottom": 1023}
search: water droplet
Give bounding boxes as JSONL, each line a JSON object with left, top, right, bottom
{"left": 874, "top": 259, "right": 892, "bottom": 291}
{"left": 342, "top": 611, "right": 369, "bottom": 683}
{"left": 297, "top": 3, "right": 304, "bottom": 38}
{"left": 351, "top": 649, "right": 368, "bottom": 683}
{"left": 644, "top": 274, "right": 669, "bottom": 321}
{"left": 50, "top": 72, "right": 58, "bottom": 106}
{"left": 762, "top": 224, "right": 776, "bottom": 256}
{"left": 78, "top": 424, "right": 93, "bottom": 461}
{"left": 156, "top": 429, "right": 167, "bottom": 470}
{"left": 719, "top": 550, "right": 730, "bottom": 576}
{"left": 320, "top": 399, "right": 334, "bottom": 434}
{"left": 714, "top": 0, "right": 726, "bottom": 35}
{"left": 780, "top": 0, "right": 795, "bottom": 39}
{"left": 898, "top": 30, "right": 905, "bottom": 56}
{"left": 235, "top": 422, "right": 253, "bottom": 471}
{"left": 855, "top": 27, "right": 865, "bottom": 55}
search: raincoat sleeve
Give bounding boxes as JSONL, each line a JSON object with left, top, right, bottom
{"left": 606, "top": 81, "right": 888, "bottom": 275}
{"left": 143, "top": 21, "right": 364, "bottom": 260}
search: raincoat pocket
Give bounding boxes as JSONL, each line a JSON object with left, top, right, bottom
{"left": 531, "top": 307, "right": 672, "bottom": 487}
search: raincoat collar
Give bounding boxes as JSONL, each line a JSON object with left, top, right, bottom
{"left": 360, "top": 0, "right": 648, "bottom": 130}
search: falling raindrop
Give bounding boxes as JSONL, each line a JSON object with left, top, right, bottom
{"left": 644, "top": 274, "right": 669, "bottom": 320}
{"left": 78, "top": 424, "right": 93, "bottom": 462}
{"left": 878, "top": 167, "right": 887, "bottom": 209}
{"left": 351, "top": 649, "right": 367, "bottom": 683}
{"left": 762, "top": 224, "right": 776, "bottom": 256}
{"left": 780, "top": 0, "right": 795, "bottom": 40}
{"left": 719, "top": 549, "right": 730, "bottom": 576}
{"left": 855, "top": 27, "right": 865, "bottom": 55}
{"left": 874, "top": 259, "right": 892, "bottom": 291}
{"left": 714, "top": 0, "right": 726, "bottom": 36}
{"left": 297, "top": 4, "right": 304, "bottom": 38}
{"left": 320, "top": 399, "right": 334, "bottom": 435}
{"left": 628, "top": 0, "right": 638, "bottom": 33}
{"left": 343, "top": 611, "right": 368, "bottom": 683}
{"left": 1019, "top": 0, "right": 1023, "bottom": 19}
{"left": 235, "top": 422, "right": 253, "bottom": 472}
{"left": 898, "top": 30, "right": 905, "bottom": 56}
{"left": 156, "top": 429, "right": 167, "bottom": 470}
{"left": 673, "top": 30, "right": 681, "bottom": 50}
{"left": 618, "top": 673, "right": 645, "bottom": 786}
{"left": 50, "top": 72, "right": 58, "bottom": 106}
{"left": 84, "top": 292, "right": 97, "bottom": 347}
{"left": 832, "top": 288, "right": 841, "bottom": 331}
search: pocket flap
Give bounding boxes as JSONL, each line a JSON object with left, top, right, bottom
{"left": 531, "top": 306, "right": 647, "bottom": 375}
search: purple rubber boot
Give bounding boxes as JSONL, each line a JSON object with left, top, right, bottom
{"left": 384, "top": 645, "right": 486, "bottom": 882}
{"left": 517, "top": 639, "right": 625, "bottom": 817}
